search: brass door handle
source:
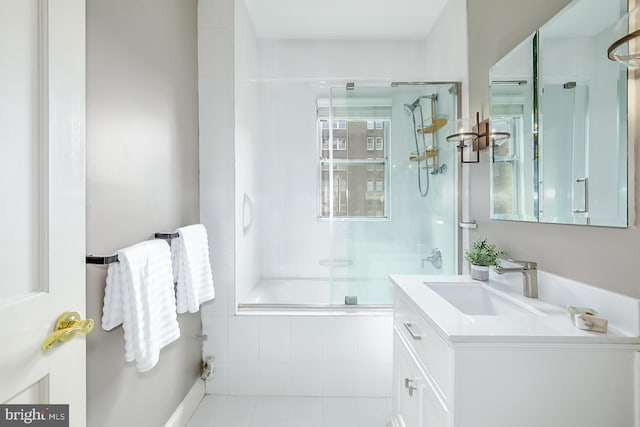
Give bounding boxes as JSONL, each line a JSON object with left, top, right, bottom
{"left": 41, "top": 311, "right": 94, "bottom": 351}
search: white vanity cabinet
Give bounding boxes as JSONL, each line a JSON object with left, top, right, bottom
{"left": 392, "top": 288, "right": 452, "bottom": 427}
{"left": 391, "top": 283, "right": 640, "bottom": 427}
{"left": 393, "top": 329, "right": 449, "bottom": 427}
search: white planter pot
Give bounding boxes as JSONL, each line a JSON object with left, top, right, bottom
{"left": 470, "top": 264, "right": 490, "bottom": 281}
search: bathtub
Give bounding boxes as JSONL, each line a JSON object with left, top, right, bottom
{"left": 238, "top": 277, "right": 394, "bottom": 313}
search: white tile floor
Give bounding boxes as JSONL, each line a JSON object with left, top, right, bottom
{"left": 186, "top": 395, "right": 391, "bottom": 427}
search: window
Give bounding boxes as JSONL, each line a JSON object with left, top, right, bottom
{"left": 318, "top": 119, "right": 390, "bottom": 218}
{"left": 333, "top": 119, "right": 347, "bottom": 129}
{"left": 367, "top": 137, "right": 374, "bottom": 150}
{"left": 317, "top": 98, "right": 390, "bottom": 219}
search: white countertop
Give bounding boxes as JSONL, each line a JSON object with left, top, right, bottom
{"left": 390, "top": 273, "right": 640, "bottom": 346}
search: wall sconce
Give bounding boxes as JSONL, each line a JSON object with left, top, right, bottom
{"left": 446, "top": 112, "right": 509, "bottom": 164}
{"left": 608, "top": 5, "right": 640, "bottom": 67}
{"left": 446, "top": 113, "right": 484, "bottom": 164}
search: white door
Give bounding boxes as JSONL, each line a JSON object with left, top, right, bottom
{"left": 0, "top": 0, "right": 87, "bottom": 425}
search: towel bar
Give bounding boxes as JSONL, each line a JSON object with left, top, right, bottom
{"left": 154, "top": 232, "right": 179, "bottom": 240}
{"left": 86, "top": 255, "right": 119, "bottom": 264}
{"left": 86, "top": 231, "right": 179, "bottom": 265}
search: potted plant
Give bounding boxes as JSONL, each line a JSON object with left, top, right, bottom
{"left": 465, "top": 239, "right": 504, "bottom": 281}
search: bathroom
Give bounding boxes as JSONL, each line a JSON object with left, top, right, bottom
{"left": 1, "top": 0, "right": 639, "bottom": 426}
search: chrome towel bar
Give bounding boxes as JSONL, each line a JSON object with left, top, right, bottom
{"left": 86, "top": 231, "right": 180, "bottom": 265}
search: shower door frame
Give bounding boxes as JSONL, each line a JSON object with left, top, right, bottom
{"left": 389, "top": 81, "right": 463, "bottom": 274}
{"left": 235, "top": 81, "right": 464, "bottom": 313}
{"left": 320, "top": 81, "right": 466, "bottom": 304}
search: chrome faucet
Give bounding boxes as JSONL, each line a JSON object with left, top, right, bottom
{"left": 494, "top": 260, "right": 538, "bottom": 298}
{"left": 421, "top": 248, "right": 442, "bottom": 269}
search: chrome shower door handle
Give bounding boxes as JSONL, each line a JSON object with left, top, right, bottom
{"left": 243, "top": 193, "right": 254, "bottom": 233}
{"left": 572, "top": 177, "right": 589, "bottom": 213}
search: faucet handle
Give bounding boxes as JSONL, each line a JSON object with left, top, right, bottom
{"left": 508, "top": 260, "right": 537, "bottom": 269}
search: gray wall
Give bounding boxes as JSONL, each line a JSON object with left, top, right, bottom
{"left": 467, "top": 0, "right": 640, "bottom": 298}
{"left": 86, "top": 1, "right": 201, "bottom": 426}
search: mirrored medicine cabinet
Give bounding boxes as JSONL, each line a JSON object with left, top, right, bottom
{"left": 489, "top": 0, "right": 629, "bottom": 227}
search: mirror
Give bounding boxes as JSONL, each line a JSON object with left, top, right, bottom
{"left": 489, "top": 0, "right": 629, "bottom": 227}
{"left": 489, "top": 33, "right": 538, "bottom": 222}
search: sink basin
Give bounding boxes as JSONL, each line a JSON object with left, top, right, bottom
{"left": 425, "top": 281, "right": 538, "bottom": 316}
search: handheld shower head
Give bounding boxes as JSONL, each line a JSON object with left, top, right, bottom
{"left": 403, "top": 99, "right": 420, "bottom": 115}
{"left": 403, "top": 94, "right": 438, "bottom": 115}
{"left": 403, "top": 103, "right": 415, "bottom": 114}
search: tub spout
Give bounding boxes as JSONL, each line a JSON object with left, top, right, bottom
{"left": 495, "top": 260, "right": 538, "bottom": 298}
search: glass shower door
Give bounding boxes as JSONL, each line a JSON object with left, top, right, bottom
{"left": 324, "top": 84, "right": 459, "bottom": 306}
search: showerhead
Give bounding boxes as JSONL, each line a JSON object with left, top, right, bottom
{"left": 403, "top": 103, "right": 417, "bottom": 114}
{"left": 403, "top": 99, "right": 420, "bottom": 115}
{"left": 403, "top": 94, "right": 438, "bottom": 115}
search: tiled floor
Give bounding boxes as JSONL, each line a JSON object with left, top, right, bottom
{"left": 186, "top": 395, "right": 391, "bottom": 427}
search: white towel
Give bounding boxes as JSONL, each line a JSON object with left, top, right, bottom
{"left": 102, "top": 240, "right": 181, "bottom": 372}
{"left": 171, "top": 224, "right": 215, "bottom": 313}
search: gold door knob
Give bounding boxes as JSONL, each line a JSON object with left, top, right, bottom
{"left": 41, "top": 311, "right": 94, "bottom": 351}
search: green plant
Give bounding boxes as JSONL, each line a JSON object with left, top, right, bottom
{"left": 464, "top": 239, "right": 504, "bottom": 267}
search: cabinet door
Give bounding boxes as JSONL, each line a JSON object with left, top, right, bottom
{"left": 393, "top": 329, "right": 450, "bottom": 427}
{"left": 393, "top": 335, "right": 423, "bottom": 427}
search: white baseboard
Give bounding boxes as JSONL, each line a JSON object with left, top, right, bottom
{"left": 164, "top": 378, "right": 205, "bottom": 427}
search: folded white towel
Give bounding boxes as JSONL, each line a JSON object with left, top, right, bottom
{"left": 171, "top": 224, "right": 215, "bottom": 313}
{"left": 102, "top": 240, "right": 181, "bottom": 372}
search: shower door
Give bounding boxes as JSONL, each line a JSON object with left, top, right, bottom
{"left": 323, "top": 84, "right": 459, "bottom": 306}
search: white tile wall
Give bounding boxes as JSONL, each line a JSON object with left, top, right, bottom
{"left": 354, "top": 317, "right": 393, "bottom": 365}
{"left": 291, "top": 317, "right": 322, "bottom": 363}
{"left": 322, "top": 317, "right": 354, "bottom": 364}
{"left": 204, "top": 314, "right": 393, "bottom": 397}
{"left": 202, "top": 314, "right": 228, "bottom": 361}
{"left": 228, "top": 362, "right": 260, "bottom": 395}
{"left": 260, "top": 317, "right": 291, "bottom": 363}
{"left": 259, "top": 362, "right": 291, "bottom": 395}
{"left": 290, "top": 362, "right": 322, "bottom": 396}
{"left": 205, "top": 361, "right": 229, "bottom": 394}
{"left": 197, "top": 0, "right": 234, "bottom": 30}
{"left": 228, "top": 316, "right": 259, "bottom": 363}
{"left": 322, "top": 363, "right": 355, "bottom": 397}
{"left": 354, "top": 363, "right": 387, "bottom": 397}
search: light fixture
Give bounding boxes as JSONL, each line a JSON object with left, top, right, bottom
{"left": 608, "top": 5, "right": 640, "bottom": 67}
{"left": 446, "top": 112, "right": 509, "bottom": 164}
